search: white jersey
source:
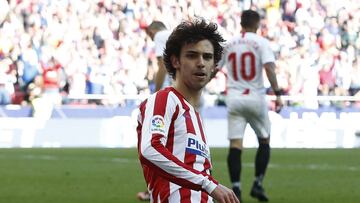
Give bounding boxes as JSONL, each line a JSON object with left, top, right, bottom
{"left": 137, "top": 87, "right": 217, "bottom": 203}
{"left": 154, "top": 30, "right": 172, "bottom": 57}
{"left": 154, "top": 30, "right": 172, "bottom": 90}
{"left": 218, "top": 32, "right": 275, "bottom": 139}
{"left": 219, "top": 32, "right": 275, "bottom": 93}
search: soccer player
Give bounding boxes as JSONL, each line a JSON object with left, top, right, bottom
{"left": 146, "top": 21, "right": 172, "bottom": 92}
{"left": 137, "top": 18, "right": 239, "bottom": 203}
{"left": 218, "top": 10, "right": 283, "bottom": 202}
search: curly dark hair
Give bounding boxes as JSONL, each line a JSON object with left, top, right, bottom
{"left": 163, "top": 18, "right": 225, "bottom": 79}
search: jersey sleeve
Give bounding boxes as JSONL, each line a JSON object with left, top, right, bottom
{"left": 260, "top": 38, "right": 275, "bottom": 64}
{"left": 138, "top": 91, "right": 218, "bottom": 194}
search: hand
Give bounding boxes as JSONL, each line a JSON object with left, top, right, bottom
{"left": 275, "top": 96, "right": 283, "bottom": 113}
{"left": 210, "top": 184, "right": 240, "bottom": 203}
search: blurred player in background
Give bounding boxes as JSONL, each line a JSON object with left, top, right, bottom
{"left": 218, "top": 10, "right": 283, "bottom": 202}
{"left": 137, "top": 20, "right": 172, "bottom": 201}
{"left": 146, "top": 21, "right": 172, "bottom": 92}
{"left": 137, "top": 18, "right": 239, "bottom": 203}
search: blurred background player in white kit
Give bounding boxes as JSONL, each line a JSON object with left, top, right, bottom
{"left": 218, "top": 10, "right": 283, "bottom": 202}
{"left": 145, "top": 21, "right": 172, "bottom": 93}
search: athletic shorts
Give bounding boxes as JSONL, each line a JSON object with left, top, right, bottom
{"left": 226, "top": 90, "right": 270, "bottom": 140}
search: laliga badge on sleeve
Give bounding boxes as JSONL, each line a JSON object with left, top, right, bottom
{"left": 150, "top": 115, "right": 166, "bottom": 135}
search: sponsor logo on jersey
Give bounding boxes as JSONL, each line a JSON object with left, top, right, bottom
{"left": 151, "top": 115, "right": 165, "bottom": 134}
{"left": 186, "top": 136, "right": 210, "bottom": 159}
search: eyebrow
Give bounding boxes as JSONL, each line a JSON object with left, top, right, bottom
{"left": 185, "top": 50, "right": 214, "bottom": 56}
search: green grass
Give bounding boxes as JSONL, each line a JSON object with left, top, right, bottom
{"left": 0, "top": 148, "right": 359, "bottom": 203}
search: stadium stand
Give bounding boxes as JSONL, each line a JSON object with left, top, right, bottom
{"left": 0, "top": 0, "right": 359, "bottom": 109}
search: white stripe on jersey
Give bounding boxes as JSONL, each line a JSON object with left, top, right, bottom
{"left": 138, "top": 87, "right": 217, "bottom": 202}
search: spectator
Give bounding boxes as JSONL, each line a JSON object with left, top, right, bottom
{"left": 0, "top": 0, "right": 358, "bottom": 106}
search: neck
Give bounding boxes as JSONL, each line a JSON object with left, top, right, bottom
{"left": 173, "top": 82, "right": 202, "bottom": 110}
{"left": 242, "top": 27, "right": 257, "bottom": 33}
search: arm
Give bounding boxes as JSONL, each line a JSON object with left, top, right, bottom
{"left": 141, "top": 135, "right": 239, "bottom": 203}
{"left": 154, "top": 57, "right": 167, "bottom": 92}
{"left": 264, "top": 62, "right": 283, "bottom": 113}
{"left": 140, "top": 134, "right": 218, "bottom": 193}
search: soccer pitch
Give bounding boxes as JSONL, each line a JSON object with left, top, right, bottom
{"left": 0, "top": 148, "right": 359, "bottom": 203}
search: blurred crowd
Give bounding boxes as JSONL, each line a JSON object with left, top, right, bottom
{"left": 0, "top": 0, "right": 359, "bottom": 109}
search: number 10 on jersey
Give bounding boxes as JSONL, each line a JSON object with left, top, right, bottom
{"left": 228, "top": 52, "right": 256, "bottom": 81}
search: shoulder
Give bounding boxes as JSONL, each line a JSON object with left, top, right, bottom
{"left": 255, "top": 34, "right": 270, "bottom": 45}
{"left": 148, "top": 88, "right": 179, "bottom": 106}
{"left": 227, "top": 35, "right": 241, "bottom": 44}
{"left": 154, "top": 30, "right": 171, "bottom": 41}
{"left": 223, "top": 35, "right": 241, "bottom": 50}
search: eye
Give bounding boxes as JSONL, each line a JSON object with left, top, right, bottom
{"left": 186, "top": 53, "right": 197, "bottom": 59}
{"left": 203, "top": 53, "right": 213, "bottom": 60}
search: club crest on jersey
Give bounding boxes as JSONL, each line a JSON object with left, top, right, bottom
{"left": 151, "top": 115, "right": 165, "bottom": 134}
{"left": 186, "top": 136, "right": 210, "bottom": 159}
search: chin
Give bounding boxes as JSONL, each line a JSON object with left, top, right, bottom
{"left": 195, "top": 83, "right": 207, "bottom": 90}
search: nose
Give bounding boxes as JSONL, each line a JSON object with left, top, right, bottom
{"left": 197, "top": 56, "right": 205, "bottom": 67}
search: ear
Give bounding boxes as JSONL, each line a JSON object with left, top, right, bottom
{"left": 170, "top": 55, "right": 180, "bottom": 69}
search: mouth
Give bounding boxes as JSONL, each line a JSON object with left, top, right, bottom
{"left": 194, "top": 72, "right": 207, "bottom": 79}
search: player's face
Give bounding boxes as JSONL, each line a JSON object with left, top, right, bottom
{"left": 173, "top": 39, "right": 215, "bottom": 91}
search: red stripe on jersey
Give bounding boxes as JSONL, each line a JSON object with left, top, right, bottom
{"left": 152, "top": 177, "right": 169, "bottom": 203}
{"left": 203, "top": 160, "right": 211, "bottom": 173}
{"left": 201, "top": 191, "right": 209, "bottom": 203}
{"left": 136, "top": 121, "right": 142, "bottom": 154}
{"left": 184, "top": 110, "right": 196, "bottom": 134}
{"left": 166, "top": 105, "right": 179, "bottom": 152}
{"left": 179, "top": 187, "right": 191, "bottom": 203}
{"left": 195, "top": 112, "right": 211, "bottom": 171}
{"left": 151, "top": 177, "right": 162, "bottom": 202}
{"left": 152, "top": 185, "right": 159, "bottom": 202}
{"left": 195, "top": 112, "right": 206, "bottom": 143}
{"left": 160, "top": 181, "right": 170, "bottom": 203}
{"left": 153, "top": 90, "right": 169, "bottom": 116}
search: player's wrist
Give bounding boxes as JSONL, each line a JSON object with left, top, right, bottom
{"left": 274, "top": 89, "right": 283, "bottom": 96}
{"left": 202, "top": 178, "right": 218, "bottom": 194}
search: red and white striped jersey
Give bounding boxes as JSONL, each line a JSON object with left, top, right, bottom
{"left": 137, "top": 87, "right": 218, "bottom": 203}
{"left": 218, "top": 32, "right": 275, "bottom": 94}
